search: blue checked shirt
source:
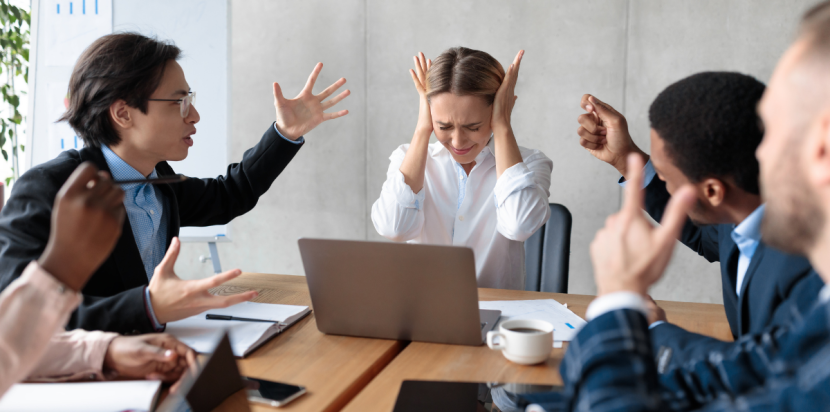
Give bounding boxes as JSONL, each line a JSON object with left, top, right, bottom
{"left": 102, "top": 146, "right": 168, "bottom": 329}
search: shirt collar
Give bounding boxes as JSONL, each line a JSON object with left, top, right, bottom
{"left": 100, "top": 145, "right": 157, "bottom": 190}
{"left": 820, "top": 284, "right": 830, "bottom": 304}
{"left": 733, "top": 204, "right": 765, "bottom": 244}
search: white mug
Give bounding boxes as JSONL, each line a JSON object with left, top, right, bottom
{"left": 486, "top": 319, "right": 553, "bottom": 365}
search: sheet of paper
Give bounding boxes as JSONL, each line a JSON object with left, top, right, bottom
{"left": 166, "top": 301, "right": 308, "bottom": 356}
{"left": 43, "top": 0, "right": 113, "bottom": 67}
{"left": 0, "top": 380, "right": 160, "bottom": 412}
{"left": 479, "top": 299, "right": 587, "bottom": 343}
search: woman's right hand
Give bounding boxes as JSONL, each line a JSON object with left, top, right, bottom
{"left": 409, "top": 52, "right": 433, "bottom": 135}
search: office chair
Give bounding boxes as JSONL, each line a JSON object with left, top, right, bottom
{"left": 524, "top": 203, "right": 572, "bottom": 293}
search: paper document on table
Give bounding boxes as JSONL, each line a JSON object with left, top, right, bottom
{"left": 0, "top": 380, "right": 161, "bottom": 412}
{"left": 167, "top": 301, "right": 311, "bottom": 357}
{"left": 479, "top": 299, "right": 587, "bottom": 343}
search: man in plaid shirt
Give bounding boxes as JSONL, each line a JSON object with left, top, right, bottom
{"left": 526, "top": 2, "right": 830, "bottom": 411}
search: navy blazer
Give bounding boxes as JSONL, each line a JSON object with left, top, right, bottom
{"left": 641, "top": 178, "right": 817, "bottom": 372}
{"left": 524, "top": 285, "right": 830, "bottom": 411}
{"left": 0, "top": 123, "right": 301, "bottom": 335}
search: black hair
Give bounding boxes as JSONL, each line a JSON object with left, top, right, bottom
{"left": 648, "top": 71, "right": 766, "bottom": 195}
{"left": 59, "top": 32, "right": 181, "bottom": 148}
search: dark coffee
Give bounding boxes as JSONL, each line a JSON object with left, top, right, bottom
{"left": 506, "top": 327, "right": 545, "bottom": 334}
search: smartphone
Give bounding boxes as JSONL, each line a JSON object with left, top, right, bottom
{"left": 242, "top": 376, "right": 307, "bottom": 407}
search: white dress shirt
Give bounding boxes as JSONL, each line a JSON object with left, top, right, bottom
{"left": 372, "top": 138, "right": 553, "bottom": 290}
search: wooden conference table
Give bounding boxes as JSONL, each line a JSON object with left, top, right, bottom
{"left": 209, "top": 273, "right": 733, "bottom": 412}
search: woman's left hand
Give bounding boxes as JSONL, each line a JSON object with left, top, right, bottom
{"left": 491, "top": 50, "right": 524, "bottom": 134}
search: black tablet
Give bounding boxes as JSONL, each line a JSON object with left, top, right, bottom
{"left": 392, "top": 380, "right": 563, "bottom": 412}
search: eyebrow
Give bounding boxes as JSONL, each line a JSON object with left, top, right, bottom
{"left": 436, "top": 121, "right": 483, "bottom": 127}
{"left": 170, "top": 88, "right": 190, "bottom": 98}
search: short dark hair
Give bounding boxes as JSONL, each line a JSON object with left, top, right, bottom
{"left": 648, "top": 72, "right": 766, "bottom": 195}
{"left": 59, "top": 32, "right": 181, "bottom": 148}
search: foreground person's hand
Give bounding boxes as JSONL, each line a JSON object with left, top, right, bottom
{"left": 38, "top": 163, "right": 125, "bottom": 292}
{"left": 590, "top": 154, "right": 696, "bottom": 297}
{"left": 104, "top": 334, "right": 195, "bottom": 382}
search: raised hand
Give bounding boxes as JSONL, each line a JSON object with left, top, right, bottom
{"left": 409, "top": 52, "right": 433, "bottom": 134}
{"left": 491, "top": 50, "right": 523, "bottom": 133}
{"left": 590, "top": 154, "right": 696, "bottom": 296}
{"left": 273, "top": 63, "right": 350, "bottom": 140}
{"left": 104, "top": 334, "right": 195, "bottom": 382}
{"left": 148, "top": 237, "right": 258, "bottom": 324}
{"left": 577, "top": 94, "right": 646, "bottom": 177}
{"left": 38, "top": 162, "right": 125, "bottom": 292}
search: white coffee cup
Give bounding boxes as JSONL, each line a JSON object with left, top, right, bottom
{"left": 486, "top": 319, "right": 553, "bottom": 365}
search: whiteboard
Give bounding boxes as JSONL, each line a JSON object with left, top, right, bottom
{"left": 27, "top": 0, "right": 231, "bottom": 242}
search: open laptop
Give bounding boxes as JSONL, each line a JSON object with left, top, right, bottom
{"left": 298, "top": 238, "right": 500, "bottom": 346}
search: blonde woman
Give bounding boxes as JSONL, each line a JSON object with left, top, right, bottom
{"left": 372, "top": 48, "right": 552, "bottom": 290}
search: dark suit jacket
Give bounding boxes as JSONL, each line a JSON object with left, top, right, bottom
{"left": 0, "top": 123, "right": 301, "bottom": 334}
{"left": 524, "top": 293, "right": 830, "bottom": 412}
{"left": 641, "top": 178, "right": 817, "bottom": 368}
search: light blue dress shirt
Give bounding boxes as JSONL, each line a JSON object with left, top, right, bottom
{"left": 730, "top": 204, "right": 765, "bottom": 297}
{"left": 102, "top": 146, "right": 168, "bottom": 330}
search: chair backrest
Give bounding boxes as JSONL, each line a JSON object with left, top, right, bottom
{"left": 524, "top": 203, "right": 572, "bottom": 293}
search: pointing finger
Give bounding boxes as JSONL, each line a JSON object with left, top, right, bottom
{"left": 655, "top": 185, "right": 695, "bottom": 246}
{"left": 622, "top": 154, "right": 646, "bottom": 215}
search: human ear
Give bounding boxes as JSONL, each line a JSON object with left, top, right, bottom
{"left": 699, "top": 178, "right": 726, "bottom": 208}
{"left": 807, "top": 108, "right": 830, "bottom": 186}
{"left": 109, "top": 100, "right": 132, "bottom": 130}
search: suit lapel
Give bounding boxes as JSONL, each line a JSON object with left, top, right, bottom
{"left": 736, "top": 243, "right": 765, "bottom": 335}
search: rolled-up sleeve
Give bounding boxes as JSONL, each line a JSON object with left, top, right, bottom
{"left": 493, "top": 152, "right": 553, "bottom": 241}
{"left": 0, "top": 262, "right": 82, "bottom": 396}
{"left": 371, "top": 145, "right": 426, "bottom": 242}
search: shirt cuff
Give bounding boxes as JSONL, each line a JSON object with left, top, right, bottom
{"left": 618, "top": 159, "right": 656, "bottom": 188}
{"left": 385, "top": 168, "right": 426, "bottom": 210}
{"left": 493, "top": 162, "right": 536, "bottom": 207}
{"left": 649, "top": 320, "right": 666, "bottom": 329}
{"left": 144, "top": 287, "right": 165, "bottom": 331}
{"left": 273, "top": 123, "right": 305, "bottom": 144}
{"left": 24, "top": 262, "right": 83, "bottom": 315}
{"left": 585, "top": 292, "right": 648, "bottom": 321}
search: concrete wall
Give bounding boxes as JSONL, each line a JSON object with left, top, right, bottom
{"left": 175, "top": 0, "right": 819, "bottom": 304}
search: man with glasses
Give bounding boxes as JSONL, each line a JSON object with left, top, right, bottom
{"left": 0, "top": 32, "right": 350, "bottom": 334}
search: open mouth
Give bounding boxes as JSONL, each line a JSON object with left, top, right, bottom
{"left": 183, "top": 136, "right": 194, "bottom": 147}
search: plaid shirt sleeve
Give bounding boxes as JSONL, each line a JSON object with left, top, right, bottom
{"left": 531, "top": 301, "right": 830, "bottom": 412}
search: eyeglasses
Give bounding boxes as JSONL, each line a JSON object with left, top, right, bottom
{"left": 147, "top": 91, "right": 196, "bottom": 118}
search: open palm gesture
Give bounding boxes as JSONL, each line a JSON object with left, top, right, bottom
{"left": 273, "top": 63, "right": 350, "bottom": 140}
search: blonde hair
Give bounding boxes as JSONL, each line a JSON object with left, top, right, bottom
{"left": 426, "top": 47, "right": 505, "bottom": 106}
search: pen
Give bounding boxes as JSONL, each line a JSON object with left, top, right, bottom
{"left": 206, "top": 314, "right": 278, "bottom": 323}
{"left": 114, "top": 174, "right": 188, "bottom": 185}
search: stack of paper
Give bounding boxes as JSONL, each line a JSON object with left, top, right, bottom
{"left": 167, "top": 301, "right": 311, "bottom": 357}
{"left": 0, "top": 381, "right": 161, "bottom": 412}
{"left": 479, "top": 299, "right": 587, "bottom": 345}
